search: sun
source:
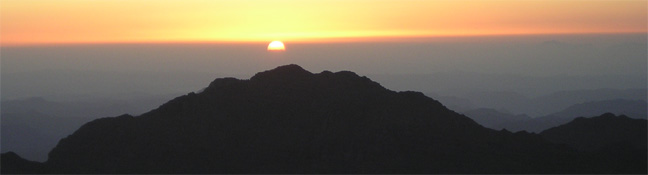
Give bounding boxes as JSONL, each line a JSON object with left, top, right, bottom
{"left": 267, "top": 41, "right": 286, "bottom": 51}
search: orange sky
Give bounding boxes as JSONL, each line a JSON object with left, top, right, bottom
{"left": 1, "top": 0, "right": 646, "bottom": 45}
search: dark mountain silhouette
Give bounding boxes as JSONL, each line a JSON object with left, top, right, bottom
{"left": 541, "top": 113, "right": 647, "bottom": 151}
{"left": 2, "top": 65, "right": 646, "bottom": 173}
{"left": 0, "top": 152, "right": 47, "bottom": 174}
{"left": 540, "top": 113, "right": 647, "bottom": 172}
{"left": 499, "top": 99, "right": 647, "bottom": 132}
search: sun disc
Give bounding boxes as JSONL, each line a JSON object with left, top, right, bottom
{"left": 267, "top": 41, "right": 285, "bottom": 51}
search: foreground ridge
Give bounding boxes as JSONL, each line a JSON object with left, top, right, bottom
{"left": 2, "top": 64, "right": 646, "bottom": 174}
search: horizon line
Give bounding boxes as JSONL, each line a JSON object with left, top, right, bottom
{"left": 2, "top": 32, "right": 646, "bottom": 47}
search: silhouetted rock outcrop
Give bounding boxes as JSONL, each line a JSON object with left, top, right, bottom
{"left": 4, "top": 65, "right": 646, "bottom": 173}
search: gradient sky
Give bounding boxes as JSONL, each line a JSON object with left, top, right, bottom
{"left": 1, "top": 0, "right": 646, "bottom": 45}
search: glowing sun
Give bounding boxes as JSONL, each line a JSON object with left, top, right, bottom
{"left": 267, "top": 41, "right": 286, "bottom": 51}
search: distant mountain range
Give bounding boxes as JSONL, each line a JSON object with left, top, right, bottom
{"left": 461, "top": 108, "right": 531, "bottom": 129}
{"left": 1, "top": 95, "right": 177, "bottom": 161}
{"left": 429, "top": 88, "right": 646, "bottom": 117}
{"left": 1, "top": 65, "right": 645, "bottom": 173}
{"left": 496, "top": 99, "right": 647, "bottom": 132}
{"left": 547, "top": 99, "right": 647, "bottom": 119}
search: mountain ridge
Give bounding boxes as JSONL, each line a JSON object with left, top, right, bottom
{"left": 541, "top": 113, "right": 647, "bottom": 151}
{"left": 2, "top": 64, "right": 645, "bottom": 174}
{"left": 497, "top": 99, "right": 647, "bottom": 132}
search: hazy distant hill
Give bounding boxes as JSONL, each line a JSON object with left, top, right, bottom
{"left": 2, "top": 65, "right": 645, "bottom": 173}
{"left": 457, "top": 88, "right": 646, "bottom": 117}
{"left": 1, "top": 70, "right": 216, "bottom": 101}
{"left": 1, "top": 112, "right": 77, "bottom": 162}
{"left": 1, "top": 95, "right": 178, "bottom": 118}
{"left": 549, "top": 99, "right": 646, "bottom": 119}
{"left": 0, "top": 95, "right": 177, "bottom": 161}
{"left": 530, "top": 89, "right": 647, "bottom": 116}
{"left": 424, "top": 92, "right": 476, "bottom": 113}
{"left": 461, "top": 108, "right": 530, "bottom": 129}
{"left": 499, "top": 99, "right": 647, "bottom": 132}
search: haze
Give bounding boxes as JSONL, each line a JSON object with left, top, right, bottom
{"left": 1, "top": 0, "right": 647, "bottom": 163}
{"left": 2, "top": 34, "right": 645, "bottom": 99}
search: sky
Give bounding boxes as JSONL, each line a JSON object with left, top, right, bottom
{"left": 1, "top": 0, "right": 647, "bottom": 164}
{"left": 1, "top": 0, "right": 646, "bottom": 45}
{"left": 1, "top": 0, "right": 646, "bottom": 100}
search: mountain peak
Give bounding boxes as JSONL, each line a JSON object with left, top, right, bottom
{"left": 250, "top": 64, "right": 313, "bottom": 82}
{"left": 201, "top": 64, "right": 385, "bottom": 96}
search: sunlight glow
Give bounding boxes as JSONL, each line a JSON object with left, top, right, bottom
{"left": 267, "top": 41, "right": 286, "bottom": 51}
{"left": 1, "top": 0, "right": 646, "bottom": 45}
